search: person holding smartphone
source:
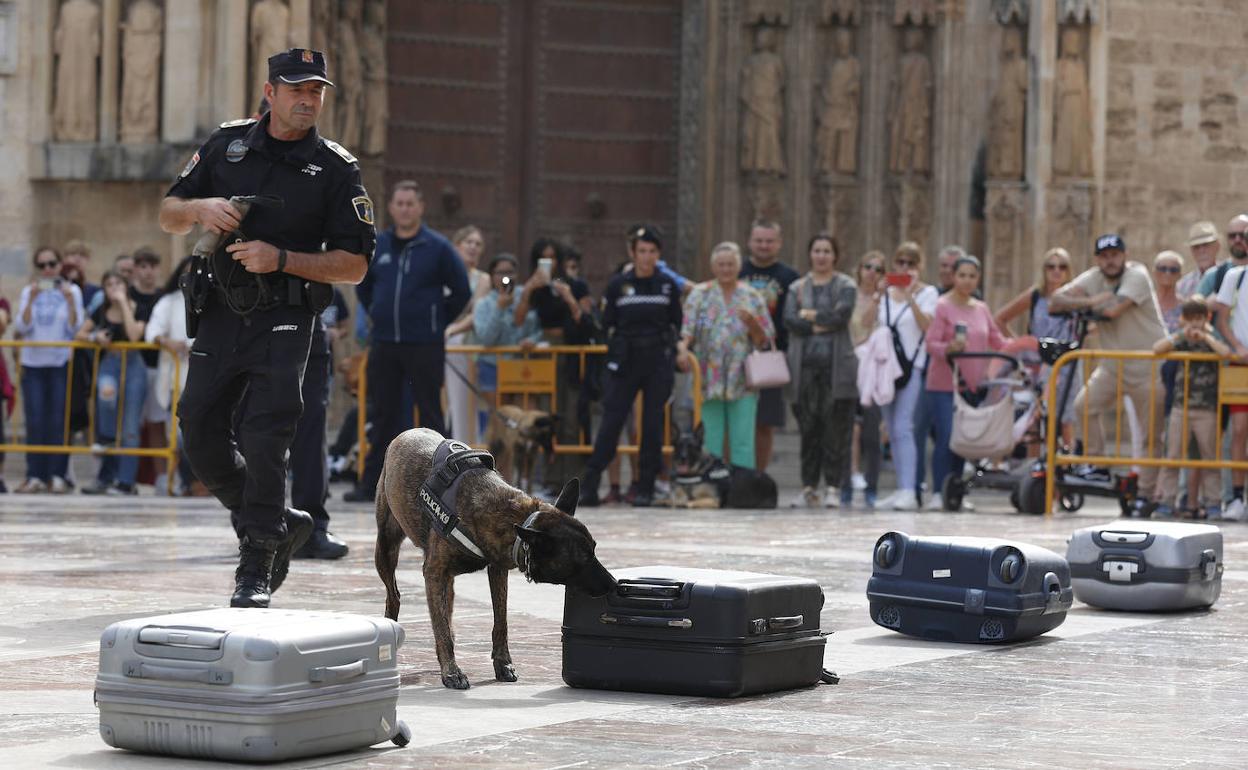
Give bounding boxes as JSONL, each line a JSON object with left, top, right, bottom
{"left": 13, "top": 247, "right": 83, "bottom": 494}
{"left": 473, "top": 254, "right": 543, "bottom": 408}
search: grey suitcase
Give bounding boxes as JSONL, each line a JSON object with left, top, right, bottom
{"left": 1066, "top": 521, "right": 1223, "bottom": 611}
{"left": 95, "top": 608, "right": 410, "bottom": 762}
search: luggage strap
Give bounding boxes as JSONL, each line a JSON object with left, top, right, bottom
{"left": 1070, "top": 551, "right": 1221, "bottom": 585}
{"left": 418, "top": 439, "right": 494, "bottom": 562}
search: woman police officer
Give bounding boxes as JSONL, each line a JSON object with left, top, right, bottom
{"left": 579, "top": 225, "right": 683, "bottom": 507}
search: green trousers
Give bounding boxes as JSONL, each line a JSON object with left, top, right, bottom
{"left": 701, "top": 395, "right": 758, "bottom": 470}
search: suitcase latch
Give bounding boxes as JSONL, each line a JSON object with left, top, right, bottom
{"left": 1103, "top": 560, "right": 1139, "bottom": 582}
{"left": 1200, "top": 549, "right": 1219, "bottom": 581}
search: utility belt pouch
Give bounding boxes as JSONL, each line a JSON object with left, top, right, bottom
{"left": 303, "top": 280, "right": 333, "bottom": 314}
{"left": 179, "top": 253, "right": 213, "bottom": 338}
{"left": 606, "top": 335, "right": 629, "bottom": 373}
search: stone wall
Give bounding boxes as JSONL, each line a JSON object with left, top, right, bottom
{"left": 1100, "top": 0, "right": 1248, "bottom": 269}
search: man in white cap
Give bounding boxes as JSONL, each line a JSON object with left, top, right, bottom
{"left": 1178, "top": 220, "right": 1220, "bottom": 300}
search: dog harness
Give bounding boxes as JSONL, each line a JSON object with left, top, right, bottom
{"left": 418, "top": 440, "right": 495, "bottom": 561}
{"left": 511, "top": 510, "right": 542, "bottom": 582}
{"left": 675, "top": 460, "right": 731, "bottom": 487}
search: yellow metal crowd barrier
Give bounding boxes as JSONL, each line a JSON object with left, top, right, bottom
{"left": 0, "top": 340, "right": 183, "bottom": 492}
{"left": 355, "top": 345, "right": 702, "bottom": 480}
{"left": 1044, "top": 348, "right": 1248, "bottom": 515}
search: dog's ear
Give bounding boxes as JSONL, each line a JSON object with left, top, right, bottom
{"left": 693, "top": 422, "right": 705, "bottom": 443}
{"left": 555, "top": 478, "right": 580, "bottom": 517}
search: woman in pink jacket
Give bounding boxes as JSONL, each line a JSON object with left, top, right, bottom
{"left": 925, "top": 256, "right": 1010, "bottom": 508}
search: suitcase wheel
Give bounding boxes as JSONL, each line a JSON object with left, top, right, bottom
{"left": 391, "top": 720, "right": 411, "bottom": 748}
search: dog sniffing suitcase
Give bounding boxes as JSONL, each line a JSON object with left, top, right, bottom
{"left": 867, "top": 532, "right": 1073, "bottom": 643}
{"left": 1066, "top": 521, "right": 1223, "bottom": 611}
{"left": 562, "top": 566, "right": 827, "bottom": 697}
{"left": 95, "top": 609, "right": 410, "bottom": 762}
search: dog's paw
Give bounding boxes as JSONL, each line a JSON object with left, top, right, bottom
{"left": 494, "top": 662, "right": 518, "bottom": 682}
{"left": 441, "top": 670, "right": 471, "bottom": 690}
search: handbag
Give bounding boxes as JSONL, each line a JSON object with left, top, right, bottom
{"left": 745, "top": 346, "right": 791, "bottom": 390}
{"left": 949, "top": 365, "right": 1016, "bottom": 460}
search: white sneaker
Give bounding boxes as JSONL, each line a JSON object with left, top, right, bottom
{"left": 926, "top": 493, "right": 944, "bottom": 511}
{"left": 851, "top": 473, "right": 867, "bottom": 491}
{"left": 824, "top": 487, "right": 839, "bottom": 508}
{"left": 50, "top": 476, "right": 70, "bottom": 494}
{"left": 875, "top": 491, "right": 899, "bottom": 509}
{"left": 1223, "top": 498, "right": 1247, "bottom": 522}
{"left": 791, "top": 487, "right": 819, "bottom": 508}
{"left": 892, "top": 490, "right": 919, "bottom": 510}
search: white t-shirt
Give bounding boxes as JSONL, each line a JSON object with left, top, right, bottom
{"left": 1215, "top": 264, "right": 1248, "bottom": 347}
{"left": 878, "top": 284, "right": 939, "bottom": 371}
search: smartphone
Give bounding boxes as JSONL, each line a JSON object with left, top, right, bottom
{"left": 500, "top": 276, "right": 514, "bottom": 294}
{"left": 954, "top": 322, "right": 968, "bottom": 344}
{"left": 37, "top": 278, "right": 57, "bottom": 291}
{"left": 538, "top": 257, "right": 554, "bottom": 280}
{"left": 885, "top": 272, "right": 912, "bottom": 288}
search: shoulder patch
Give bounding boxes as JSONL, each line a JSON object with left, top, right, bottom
{"left": 178, "top": 150, "right": 200, "bottom": 178}
{"left": 352, "top": 195, "right": 374, "bottom": 225}
{"left": 322, "top": 139, "right": 358, "bottom": 165}
{"left": 219, "top": 118, "right": 258, "bottom": 129}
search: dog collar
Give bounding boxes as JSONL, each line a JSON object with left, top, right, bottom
{"left": 512, "top": 510, "right": 541, "bottom": 582}
{"left": 419, "top": 439, "right": 493, "bottom": 562}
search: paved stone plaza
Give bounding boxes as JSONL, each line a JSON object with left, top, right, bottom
{"left": 2, "top": 486, "right": 1246, "bottom": 769}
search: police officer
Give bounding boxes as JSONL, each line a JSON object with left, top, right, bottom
{"left": 159, "top": 48, "right": 374, "bottom": 607}
{"left": 579, "top": 225, "right": 682, "bottom": 507}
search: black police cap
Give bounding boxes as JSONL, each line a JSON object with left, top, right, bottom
{"left": 268, "top": 48, "right": 334, "bottom": 87}
{"left": 628, "top": 223, "right": 663, "bottom": 249}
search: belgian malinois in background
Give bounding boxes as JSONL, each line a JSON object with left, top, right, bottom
{"left": 374, "top": 428, "right": 615, "bottom": 689}
{"left": 485, "top": 404, "right": 558, "bottom": 493}
{"left": 671, "top": 423, "right": 779, "bottom": 509}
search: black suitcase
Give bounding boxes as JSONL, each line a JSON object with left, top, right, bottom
{"left": 562, "top": 566, "right": 827, "bottom": 697}
{"left": 866, "top": 532, "right": 1073, "bottom": 643}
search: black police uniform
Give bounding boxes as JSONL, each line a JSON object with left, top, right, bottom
{"left": 581, "top": 234, "right": 682, "bottom": 506}
{"left": 167, "top": 49, "right": 374, "bottom": 605}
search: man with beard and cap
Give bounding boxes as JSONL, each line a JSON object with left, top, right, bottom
{"left": 1198, "top": 215, "right": 1248, "bottom": 333}
{"left": 1050, "top": 234, "right": 1167, "bottom": 516}
{"left": 1210, "top": 218, "right": 1248, "bottom": 522}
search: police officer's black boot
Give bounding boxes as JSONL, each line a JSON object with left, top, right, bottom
{"left": 579, "top": 471, "right": 602, "bottom": 507}
{"left": 231, "top": 536, "right": 278, "bottom": 608}
{"left": 271, "top": 507, "right": 315, "bottom": 593}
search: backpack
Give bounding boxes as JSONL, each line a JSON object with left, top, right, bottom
{"left": 884, "top": 293, "right": 925, "bottom": 391}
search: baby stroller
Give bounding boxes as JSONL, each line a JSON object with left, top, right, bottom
{"left": 941, "top": 352, "right": 1043, "bottom": 511}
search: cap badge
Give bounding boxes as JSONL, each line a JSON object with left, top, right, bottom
{"left": 301, "top": 49, "right": 314, "bottom": 63}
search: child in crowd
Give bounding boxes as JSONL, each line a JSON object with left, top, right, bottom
{"left": 1152, "top": 296, "right": 1228, "bottom": 519}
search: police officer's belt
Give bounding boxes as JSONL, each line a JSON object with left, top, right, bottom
{"left": 418, "top": 439, "right": 494, "bottom": 562}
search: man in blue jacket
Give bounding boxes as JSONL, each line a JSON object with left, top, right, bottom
{"left": 345, "top": 180, "right": 470, "bottom": 502}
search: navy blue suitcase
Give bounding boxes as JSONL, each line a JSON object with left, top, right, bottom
{"left": 866, "top": 532, "right": 1073, "bottom": 643}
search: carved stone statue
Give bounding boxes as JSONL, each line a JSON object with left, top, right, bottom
{"left": 53, "top": 0, "right": 101, "bottom": 142}
{"left": 1053, "top": 26, "right": 1093, "bottom": 178}
{"left": 311, "top": 0, "right": 337, "bottom": 133}
{"left": 250, "top": 0, "right": 291, "bottom": 108}
{"left": 740, "top": 25, "right": 786, "bottom": 174}
{"left": 361, "top": 0, "right": 387, "bottom": 155}
{"left": 120, "top": 0, "right": 163, "bottom": 144}
{"left": 889, "top": 27, "right": 932, "bottom": 175}
{"left": 820, "top": 0, "right": 860, "bottom": 26}
{"left": 987, "top": 27, "right": 1027, "bottom": 179}
{"left": 745, "top": 0, "right": 789, "bottom": 26}
{"left": 815, "top": 27, "right": 860, "bottom": 175}
{"left": 894, "top": 0, "right": 936, "bottom": 26}
{"left": 335, "top": 0, "right": 365, "bottom": 147}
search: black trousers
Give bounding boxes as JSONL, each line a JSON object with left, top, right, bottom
{"left": 179, "top": 302, "right": 313, "bottom": 542}
{"left": 793, "top": 366, "right": 856, "bottom": 489}
{"left": 289, "top": 350, "right": 331, "bottom": 530}
{"left": 360, "top": 341, "right": 445, "bottom": 493}
{"left": 587, "top": 346, "right": 673, "bottom": 494}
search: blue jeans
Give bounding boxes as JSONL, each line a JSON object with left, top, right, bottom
{"left": 21, "top": 365, "right": 68, "bottom": 482}
{"left": 95, "top": 350, "right": 147, "bottom": 487}
{"left": 883, "top": 374, "right": 923, "bottom": 491}
{"left": 913, "top": 385, "right": 936, "bottom": 495}
{"left": 928, "top": 390, "right": 965, "bottom": 496}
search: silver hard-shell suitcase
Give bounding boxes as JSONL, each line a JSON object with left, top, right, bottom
{"left": 95, "top": 608, "right": 410, "bottom": 762}
{"left": 1066, "top": 521, "right": 1223, "bottom": 611}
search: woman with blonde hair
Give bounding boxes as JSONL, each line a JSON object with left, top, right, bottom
{"left": 444, "top": 225, "right": 492, "bottom": 442}
{"left": 847, "top": 250, "right": 887, "bottom": 507}
{"left": 678, "top": 242, "right": 774, "bottom": 469}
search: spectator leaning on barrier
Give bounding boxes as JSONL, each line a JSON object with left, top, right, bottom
{"left": 678, "top": 241, "right": 774, "bottom": 472}
{"left": 783, "top": 233, "right": 858, "bottom": 509}
{"left": 130, "top": 247, "right": 167, "bottom": 486}
{"left": 14, "top": 247, "right": 83, "bottom": 494}
{"left": 739, "top": 219, "right": 800, "bottom": 473}
{"left": 1197, "top": 214, "right": 1248, "bottom": 332}
{"left": 347, "top": 179, "right": 470, "bottom": 503}
{"left": 1178, "top": 220, "right": 1220, "bottom": 300}
{"left": 1152, "top": 296, "right": 1228, "bottom": 520}
{"left": 75, "top": 270, "right": 149, "bottom": 495}
{"left": 1153, "top": 250, "right": 1185, "bottom": 418}
{"left": 1050, "top": 234, "right": 1168, "bottom": 516}
{"left": 473, "top": 253, "right": 543, "bottom": 390}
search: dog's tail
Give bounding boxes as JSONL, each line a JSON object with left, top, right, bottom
{"left": 374, "top": 466, "right": 405, "bottom": 621}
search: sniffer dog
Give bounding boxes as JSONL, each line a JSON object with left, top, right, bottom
{"left": 485, "top": 405, "right": 558, "bottom": 493}
{"left": 671, "top": 423, "right": 779, "bottom": 509}
{"left": 374, "top": 428, "right": 615, "bottom": 690}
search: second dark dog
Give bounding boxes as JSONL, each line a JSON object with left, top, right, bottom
{"left": 672, "top": 423, "right": 778, "bottom": 509}
{"left": 374, "top": 428, "right": 615, "bottom": 689}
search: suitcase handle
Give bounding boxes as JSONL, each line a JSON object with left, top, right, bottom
{"left": 123, "top": 660, "right": 233, "bottom": 685}
{"left": 137, "top": 626, "right": 226, "bottom": 650}
{"left": 615, "top": 580, "right": 684, "bottom": 600}
{"left": 599, "top": 613, "right": 692, "bottom": 629}
{"left": 767, "top": 615, "right": 804, "bottom": 630}
{"left": 309, "top": 658, "right": 369, "bottom": 683}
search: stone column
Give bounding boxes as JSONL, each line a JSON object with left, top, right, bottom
{"left": 859, "top": 1, "right": 890, "bottom": 251}
{"left": 163, "top": 0, "right": 202, "bottom": 143}
{"left": 1026, "top": 0, "right": 1057, "bottom": 265}
{"left": 213, "top": 0, "right": 249, "bottom": 123}
{"left": 984, "top": 181, "right": 1027, "bottom": 310}
{"left": 289, "top": 0, "right": 311, "bottom": 45}
{"left": 677, "top": 0, "right": 708, "bottom": 273}
{"left": 99, "top": 0, "right": 122, "bottom": 143}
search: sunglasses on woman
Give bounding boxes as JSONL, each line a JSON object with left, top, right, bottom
{"left": 37, "top": 260, "right": 59, "bottom": 269}
{"left": 1154, "top": 265, "right": 1181, "bottom": 274}
{"left": 1044, "top": 262, "right": 1068, "bottom": 272}
{"left": 863, "top": 264, "right": 884, "bottom": 273}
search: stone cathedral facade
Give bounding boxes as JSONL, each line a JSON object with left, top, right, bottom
{"left": 0, "top": 0, "right": 1245, "bottom": 313}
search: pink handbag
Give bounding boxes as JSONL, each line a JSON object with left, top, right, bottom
{"left": 744, "top": 347, "right": 791, "bottom": 390}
